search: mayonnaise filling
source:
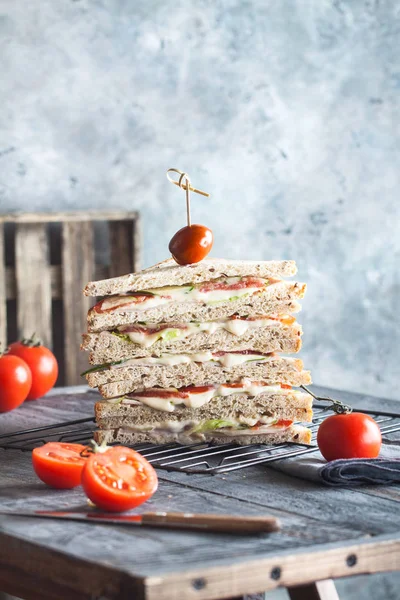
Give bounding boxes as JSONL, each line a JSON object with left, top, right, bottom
{"left": 114, "top": 417, "right": 293, "bottom": 441}
{"left": 116, "top": 381, "right": 291, "bottom": 412}
{"left": 99, "top": 276, "right": 273, "bottom": 313}
{"left": 109, "top": 351, "right": 275, "bottom": 370}
{"left": 208, "top": 423, "right": 291, "bottom": 436}
{"left": 116, "top": 316, "right": 290, "bottom": 347}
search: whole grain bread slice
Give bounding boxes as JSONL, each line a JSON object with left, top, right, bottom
{"left": 95, "top": 390, "right": 313, "bottom": 426}
{"left": 84, "top": 258, "right": 297, "bottom": 297}
{"left": 91, "top": 358, "right": 312, "bottom": 397}
{"left": 93, "top": 423, "right": 312, "bottom": 446}
{"left": 82, "top": 321, "right": 303, "bottom": 363}
{"left": 87, "top": 281, "right": 305, "bottom": 332}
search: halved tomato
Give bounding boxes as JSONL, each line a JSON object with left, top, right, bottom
{"left": 32, "top": 442, "right": 87, "bottom": 488}
{"left": 81, "top": 446, "right": 158, "bottom": 512}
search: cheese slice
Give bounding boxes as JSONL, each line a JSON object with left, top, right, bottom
{"left": 98, "top": 276, "right": 273, "bottom": 313}
{"left": 116, "top": 316, "right": 291, "bottom": 347}
{"left": 118, "top": 381, "right": 291, "bottom": 412}
{"left": 210, "top": 423, "right": 291, "bottom": 436}
{"left": 109, "top": 352, "right": 272, "bottom": 370}
{"left": 115, "top": 417, "right": 293, "bottom": 442}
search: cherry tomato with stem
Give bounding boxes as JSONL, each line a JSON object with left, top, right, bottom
{"left": 32, "top": 442, "right": 88, "bottom": 488}
{"left": 0, "top": 350, "right": 32, "bottom": 412}
{"left": 317, "top": 412, "right": 382, "bottom": 461}
{"left": 81, "top": 446, "right": 158, "bottom": 512}
{"left": 9, "top": 334, "right": 58, "bottom": 400}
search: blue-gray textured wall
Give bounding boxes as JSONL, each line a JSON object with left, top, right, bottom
{"left": 1, "top": 0, "right": 399, "bottom": 404}
{"left": 1, "top": 3, "right": 400, "bottom": 600}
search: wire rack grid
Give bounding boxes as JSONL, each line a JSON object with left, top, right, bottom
{"left": 1, "top": 403, "right": 399, "bottom": 475}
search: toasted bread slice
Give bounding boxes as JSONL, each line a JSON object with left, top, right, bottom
{"left": 95, "top": 390, "right": 313, "bottom": 426}
{"left": 87, "top": 281, "right": 305, "bottom": 332}
{"left": 82, "top": 320, "right": 302, "bottom": 363}
{"left": 89, "top": 356, "right": 312, "bottom": 398}
{"left": 94, "top": 424, "right": 312, "bottom": 446}
{"left": 84, "top": 258, "right": 297, "bottom": 297}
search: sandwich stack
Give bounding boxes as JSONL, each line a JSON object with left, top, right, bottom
{"left": 82, "top": 258, "right": 313, "bottom": 446}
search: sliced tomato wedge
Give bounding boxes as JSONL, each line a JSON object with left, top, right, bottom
{"left": 32, "top": 442, "right": 87, "bottom": 489}
{"left": 198, "top": 277, "right": 266, "bottom": 293}
{"left": 251, "top": 419, "right": 293, "bottom": 431}
{"left": 81, "top": 447, "right": 158, "bottom": 512}
{"left": 179, "top": 385, "right": 215, "bottom": 395}
{"left": 275, "top": 419, "right": 294, "bottom": 428}
{"left": 94, "top": 293, "right": 158, "bottom": 314}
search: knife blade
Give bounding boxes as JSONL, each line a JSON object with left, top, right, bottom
{"left": 0, "top": 510, "right": 280, "bottom": 534}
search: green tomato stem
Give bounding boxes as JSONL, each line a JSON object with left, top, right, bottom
{"left": 301, "top": 385, "right": 353, "bottom": 414}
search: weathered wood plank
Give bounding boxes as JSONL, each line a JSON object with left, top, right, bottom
{"left": 0, "top": 386, "right": 399, "bottom": 600}
{"left": 132, "top": 211, "right": 141, "bottom": 271}
{"left": 5, "top": 265, "right": 109, "bottom": 300}
{"left": 61, "top": 221, "right": 94, "bottom": 385}
{"left": 159, "top": 464, "right": 400, "bottom": 537}
{"left": 0, "top": 531, "right": 144, "bottom": 600}
{"left": 143, "top": 537, "right": 400, "bottom": 600}
{"left": 109, "top": 220, "right": 135, "bottom": 277}
{"left": 288, "top": 579, "right": 340, "bottom": 600}
{"left": 0, "top": 211, "right": 140, "bottom": 224}
{"left": 15, "top": 223, "right": 52, "bottom": 348}
{"left": 0, "top": 223, "right": 6, "bottom": 347}
{"left": 109, "top": 213, "right": 141, "bottom": 277}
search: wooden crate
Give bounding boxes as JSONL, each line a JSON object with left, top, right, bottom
{"left": 0, "top": 211, "right": 141, "bottom": 386}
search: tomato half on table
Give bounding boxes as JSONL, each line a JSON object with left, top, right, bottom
{"left": 81, "top": 446, "right": 158, "bottom": 512}
{"left": 317, "top": 412, "right": 382, "bottom": 461}
{"left": 32, "top": 442, "right": 88, "bottom": 488}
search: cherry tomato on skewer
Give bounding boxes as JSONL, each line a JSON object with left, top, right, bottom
{"left": 166, "top": 169, "right": 213, "bottom": 265}
{"left": 169, "top": 224, "right": 213, "bottom": 265}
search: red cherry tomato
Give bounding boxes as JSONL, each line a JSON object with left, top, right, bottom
{"left": 0, "top": 353, "right": 32, "bottom": 412}
{"left": 169, "top": 224, "right": 213, "bottom": 265}
{"left": 317, "top": 412, "right": 382, "bottom": 461}
{"left": 9, "top": 336, "right": 58, "bottom": 400}
{"left": 32, "top": 442, "right": 88, "bottom": 488}
{"left": 81, "top": 446, "right": 158, "bottom": 512}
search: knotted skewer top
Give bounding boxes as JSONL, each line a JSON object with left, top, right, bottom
{"left": 166, "top": 168, "right": 210, "bottom": 226}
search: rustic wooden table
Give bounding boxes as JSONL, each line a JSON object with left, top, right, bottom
{"left": 0, "top": 386, "right": 399, "bottom": 600}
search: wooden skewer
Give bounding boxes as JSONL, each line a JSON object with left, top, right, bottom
{"left": 166, "top": 168, "right": 210, "bottom": 197}
{"left": 167, "top": 168, "right": 210, "bottom": 227}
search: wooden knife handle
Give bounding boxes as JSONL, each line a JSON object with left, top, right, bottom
{"left": 141, "top": 512, "right": 280, "bottom": 534}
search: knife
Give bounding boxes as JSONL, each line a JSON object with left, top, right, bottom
{"left": 0, "top": 510, "right": 280, "bottom": 534}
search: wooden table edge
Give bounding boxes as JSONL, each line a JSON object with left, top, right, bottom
{"left": 0, "top": 528, "right": 399, "bottom": 600}
{"left": 0, "top": 530, "right": 146, "bottom": 600}
{"left": 143, "top": 535, "right": 400, "bottom": 600}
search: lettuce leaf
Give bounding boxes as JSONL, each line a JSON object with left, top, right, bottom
{"left": 80, "top": 362, "right": 111, "bottom": 376}
{"left": 111, "top": 331, "right": 133, "bottom": 343}
{"left": 80, "top": 359, "right": 124, "bottom": 377}
{"left": 111, "top": 328, "right": 181, "bottom": 345}
{"left": 193, "top": 419, "right": 236, "bottom": 433}
{"left": 161, "top": 329, "right": 181, "bottom": 341}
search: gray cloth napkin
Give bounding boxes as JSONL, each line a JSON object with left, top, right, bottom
{"left": 269, "top": 441, "right": 400, "bottom": 486}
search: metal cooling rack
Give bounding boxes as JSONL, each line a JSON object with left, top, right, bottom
{"left": 1, "top": 403, "right": 399, "bottom": 474}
